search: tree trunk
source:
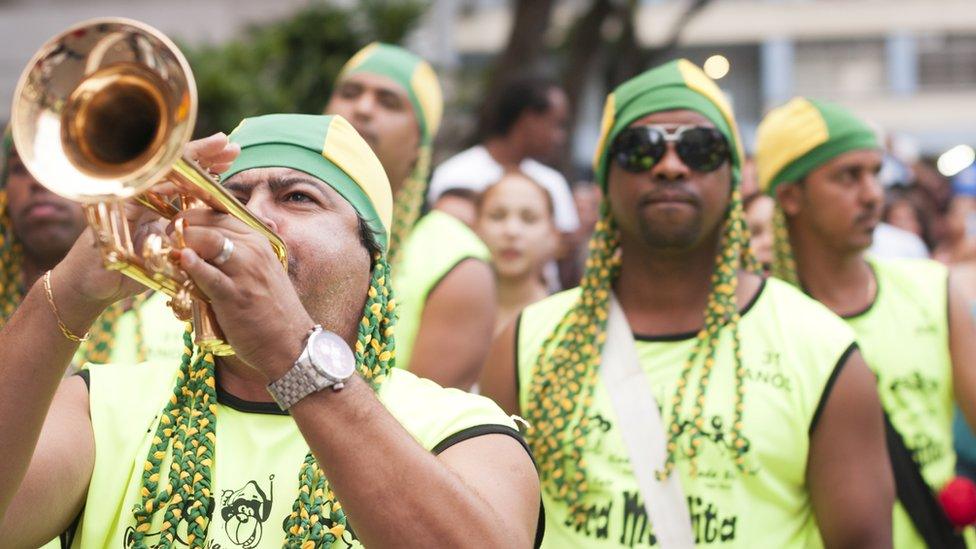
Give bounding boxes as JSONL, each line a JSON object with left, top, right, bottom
{"left": 475, "top": 0, "right": 557, "bottom": 139}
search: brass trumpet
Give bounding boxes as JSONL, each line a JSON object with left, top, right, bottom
{"left": 10, "top": 17, "right": 287, "bottom": 355}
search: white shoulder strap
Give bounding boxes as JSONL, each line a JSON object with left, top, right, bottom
{"left": 600, "top": 293, "right": 695, "bottom": 548}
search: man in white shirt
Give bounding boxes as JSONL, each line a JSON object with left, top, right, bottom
{"left": 428, "top": 76, "right": 581, "bottom": 286}
{"left": 870, "top": 221, "right": 930, "bottom": 259}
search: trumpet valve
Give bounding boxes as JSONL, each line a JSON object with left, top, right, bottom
{"left": 167, "top": 283, "right": 194, "bottom": 322}
{"left": 141, "top": 232, "right": 185, "bottom": 280}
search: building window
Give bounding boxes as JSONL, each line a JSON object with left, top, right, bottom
{"left": 919, "top": 34, "right": 976, "bottom": 91}
{"left": 794, "top": 39, "right": 886, "bottom": 99}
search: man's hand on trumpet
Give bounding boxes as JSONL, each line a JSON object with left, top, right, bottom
{"left": 50, "top": 132, "right": 243, "bottom": 317}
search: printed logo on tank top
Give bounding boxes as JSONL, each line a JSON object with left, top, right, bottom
{"left": 573, "top": 404, "right": 750, "bottom": 546}
{"left": 885, "top": 370, "right": 947, "bottom": 469}
{"left": 119, "top": 475, "right": 357, "bottom": 548}
{"left": 562, "top": 344, "right": 813, "bottom": 547}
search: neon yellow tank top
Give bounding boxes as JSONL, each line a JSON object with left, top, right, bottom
{"left": 73, "top": 359, "right": 520, "bottom": 547}
{"left": 846, "top": 257, "right": 956, "bottom": 548}
{"left": 392, "top": 210, "right": 489, "bottom": 371}
{"left": 517, "top": 278, "right": 856, "bottom": 548}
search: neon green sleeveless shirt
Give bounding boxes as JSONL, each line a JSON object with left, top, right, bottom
{"left": 846, "top": 257, "right": 957, "bottom": 548}
{"left": 72, "top": 359, "right": 521, "bottom": 547}
{"left": 392, "top": 210, "right": 489, "bottom": 371}
{"left": 518, "top": 278, "right": 856, "bottom": 548}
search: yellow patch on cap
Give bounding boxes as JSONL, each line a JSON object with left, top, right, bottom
{"left": 322, "top": 117, "right": 393, "bottom": 240}
{"left": 755, "top": 97, "right": 829, "bottom": 193}
{"left": 677, "top": 59, "right": 744, "bottom": 167}
{"left": 228, "top": 118, "right": 247, "bottom": 137}
{"left": 592, "top": 93, "right": 617, "bottom": 173}
{"left": 411, "top": 61, "right": 443, "bottom": 139}
{"left": 340, "top": 43, "right": 381, "bottom": 75}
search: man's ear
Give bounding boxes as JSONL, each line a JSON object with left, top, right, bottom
{"left": 777, "top": 183, "right": 803, "bottom": 217}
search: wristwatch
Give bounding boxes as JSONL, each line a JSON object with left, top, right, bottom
{"left": 267, "top": 325, "right": 356, "bottom": 410}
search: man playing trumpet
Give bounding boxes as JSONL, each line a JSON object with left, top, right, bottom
{"left": 0, "top": 114, "right": 541, "bottom": 548}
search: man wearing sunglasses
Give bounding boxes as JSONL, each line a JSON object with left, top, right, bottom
{"left": 481, "top": 60, "right": 893, "bottom": 547}
{"left": 757, "top": 97, "right": 976, "bottom": 547}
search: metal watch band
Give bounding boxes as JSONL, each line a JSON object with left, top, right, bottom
{"left": 268, "top": 359, "right": 321, "bottom": 411}
{"left": 267, "top": 325, "right": 331, "bottom": 410}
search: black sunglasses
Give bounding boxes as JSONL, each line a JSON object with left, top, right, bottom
{"left": 610, "top": 125, "right": 730, "bottom": 174}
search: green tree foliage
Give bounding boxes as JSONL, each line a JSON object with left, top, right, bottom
{"left": 183, "top": 0, "right": 428, "bottom": 137}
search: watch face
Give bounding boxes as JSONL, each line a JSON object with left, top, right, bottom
{"left": 309, "top": 330, "right": 357, "bottom": 380}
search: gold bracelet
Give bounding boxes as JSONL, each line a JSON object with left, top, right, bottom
{"left": 43, "top": 270, "right": 90, "bottom": 343}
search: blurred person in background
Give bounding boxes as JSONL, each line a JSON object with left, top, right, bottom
{"left": 870, "top": 187, "right": 931, "bottom": 260}
{"left": 739, "top": 156, "right": 759, "bottom": 199}
{"left": 0, "top": 128, "right": 87, "bottom": 323}
{"left": 758, "top": 97, "right": 976, "bottom": 547}
{"left": 325, "top": 44, "right": 495, "bottom": 390}
{"left": 1, "top": 127, "right": 184, "bottom": 367}
{"left": 743, "top": 192, "right": 775, "bottom": 271}
{"left": 569, "top": 179, "right": 601, "bottom": 283}
{"left": 428, "top": 75, "right": 581, "bottom": 288}
{"left": 915, "top": 160, "right": 955, "bottom": 245}
{"left": 475, "top": 171, "right": 559, "bottom": 335}
{"left": 865, "top": 133, "right": 931, "bottom": 260}
{"left": 884, "top": 188, "right": 930, "bottom": 246}
{"left": 870, "top": 221, "right": 930, "bottom": 260}
{"left": 934, "top": 165, "right": 976, "bottom": 265}
{"left": 953, "top": 256, "right": 976, "bottom": 483}
{"left": 945, "top": 167, "right": 976, "bottom": 483}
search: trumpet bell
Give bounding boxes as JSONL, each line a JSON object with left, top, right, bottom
{"left": 10, "top": 17, "right": 288, "bottom": 356}
{"left": 11, "top": 18, "right": 195, "bottom": 203}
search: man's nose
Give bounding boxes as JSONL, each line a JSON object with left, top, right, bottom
{"left": 650, "top": 144, "right": 691, "bottom": 181}
{"left": 502, "top": 216, "right": 521, "bottom": 236}
{"left": 27, "top": 175, "right": 53, "bottom": 197}
{"left": 245, "top": 194, "right": 280, "bottom": 235}
{"left": 860, "top": 172, "right": 884, "bottom": 205}
{"left": 352, "top": 92, "right": 377, "bottom": 119}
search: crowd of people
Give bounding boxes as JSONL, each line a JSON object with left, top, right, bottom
{"left": 0, "top": 22, "right": 975, "bottom": 548}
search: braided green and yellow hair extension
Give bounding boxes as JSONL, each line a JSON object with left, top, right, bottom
{"left": 335, "top": 43, "right": 443, "bottom": 266}
{"left": 523, "top": 59, "right": 758, "bottom": 524}
{"left": 129, "top": 255, "right": 396, "bottom": 547}
{"left": 2, "top": 126, "right": 145, "bottom": 362}
{"left": 755, "top": 97, "right": 880, "bottom": 286}
{"left": 386, "top": 148, "right": 430, "bottom": 266}
{"left": 771, "top": 206, "right": 799, "bottom": 285}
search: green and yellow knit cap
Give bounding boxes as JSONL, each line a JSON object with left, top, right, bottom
{"left": 338, "top": 42, "right": 443, "bottom": 146}
{"left": 756, "top": 97, "right": 880, "bottom": 196}
{"left": 592, "top": 58, "right": 744, "bottom": 190}
{"left": 223, "top": 114, "right": 393, "bottom": 252}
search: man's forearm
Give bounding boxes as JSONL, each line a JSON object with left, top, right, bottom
{"left": 0, "top": 276, "right": 102, "bottom": 519}
{"left": 289, "top": 376, "right": 523, "bottom": 548}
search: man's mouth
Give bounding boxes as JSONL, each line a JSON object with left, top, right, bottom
{"left": 855, "top": 209, "right": 882, "bottom": 229}
{"left": 21, "top": 201, "right": 69, "bottom": 222}
{"left": 499, "top": 248, "right": 522, "bottom": 261}
{"left": 640, "top": 191, "right": 698, "bottom": 208}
